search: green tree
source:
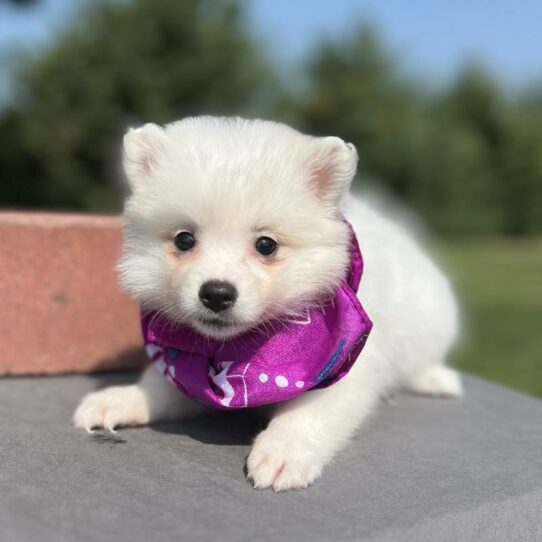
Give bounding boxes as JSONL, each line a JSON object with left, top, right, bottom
{"left": 0, "top": 0, "right": 275, "bottom": 211}
{"left": 298, "top": 27, "right": 542, "bottom": 236}
{"left": 300, "top": 24, "right": 424, "bottom": 200}
{"left": 500, "top": 99, "right": 542, "bottom": 235}
{"left": 419, "top": 65, "right": 506, "bottom": 235}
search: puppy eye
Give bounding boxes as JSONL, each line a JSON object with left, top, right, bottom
{"left": 255, "top": 236, "right": 277, "bottom": 256}
{"left": 174, "top": 231, "right": 196, "bottom": 252}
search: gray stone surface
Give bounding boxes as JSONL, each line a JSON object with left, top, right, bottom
{"left": 0, "top": 372, "right": 540, "bottom": 542}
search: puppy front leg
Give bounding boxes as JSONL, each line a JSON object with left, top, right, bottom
{"left": 247, "top": 365, "right": 378, "bottom": 492}
{"left": 73, "top": 365, "right": 201, "bottom": 432}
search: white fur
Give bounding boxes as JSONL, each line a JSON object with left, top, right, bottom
{"left": 74, "top": 116, "right": 462, "bottom": 492}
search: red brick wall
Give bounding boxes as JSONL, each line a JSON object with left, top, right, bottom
{"left": 0, "top": 212, "right": 145, "bottom": 375}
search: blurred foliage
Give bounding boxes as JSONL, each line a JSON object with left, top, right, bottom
{"left": 299, "top": 28, "right": 542, "bottom": 236}
{"left": 0, "top": 1, "right": 541, "bottom": 236}
{"left": 0, "top": 0, "right": 39, "bottom": 5}
{"left": 0, "top": 0, "right": 279, "bottom": 210}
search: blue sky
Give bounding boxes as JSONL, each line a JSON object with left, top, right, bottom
{"left": 245, "top": 0, "right": 542, "bottom": 85}
{"left": 1, "top": 0, "right": 541, "bottom": 89}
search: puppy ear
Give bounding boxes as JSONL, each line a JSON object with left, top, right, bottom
{"left": 123, "top": 123, "right": 168, "bottom": 189}
{"left": 306, "top": 136, "right": 358, "bottom": 206}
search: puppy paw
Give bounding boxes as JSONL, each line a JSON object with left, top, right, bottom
{"left": 408, "top": 366, "right": 463, "bottom": 398}
{"left": 73, "top": 386, "right": 150, "bottom": 433}
{"left": 247, "top": 429, "right": 324, "bottom": 492}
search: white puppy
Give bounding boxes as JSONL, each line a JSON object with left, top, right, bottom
{"left": 74, "top": 116, "right": 462, "bottom": 491}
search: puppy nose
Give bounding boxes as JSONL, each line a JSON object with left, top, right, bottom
{"left": 199, "top": 280, "right": 238, "bottom": 313}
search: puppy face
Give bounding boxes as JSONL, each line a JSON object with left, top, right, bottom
{"left": 118, "top": 117, "right": 358, "bottom": 339}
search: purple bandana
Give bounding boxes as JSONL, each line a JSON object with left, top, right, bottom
{"left": 142, "top": 225, "right": 372, "bottom": 409}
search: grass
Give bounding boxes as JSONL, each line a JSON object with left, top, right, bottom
{"left": 438, "top": 238, "right": 542, "bottom": 398}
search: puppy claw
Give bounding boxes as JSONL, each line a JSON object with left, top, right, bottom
{"left": 247, "top": 430, "right": 323, "bottom": 492}
{"left": 73, "top": 386, "right": 149, "bottom": 432}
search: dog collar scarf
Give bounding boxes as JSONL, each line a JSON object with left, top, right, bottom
{"left": 142, "top": 224, "right": 372, "bottom": 409}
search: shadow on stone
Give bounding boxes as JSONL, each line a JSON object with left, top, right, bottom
{"left": 149, "top": 409, "right": 266, "bottom": 446}
{"left": 79, "top": 362, "right": 267, "bottom": 447}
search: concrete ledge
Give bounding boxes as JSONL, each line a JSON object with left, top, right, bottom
{"left": 1, "top": 373, "right": 540, "bottom": 541}
{"left": 0, "top": 212, "right": 145, "bottom": 375}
